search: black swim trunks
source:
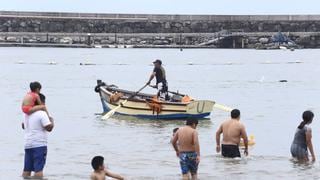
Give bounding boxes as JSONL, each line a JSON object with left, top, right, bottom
{"left": 222, "top": 144, "right": 241, "bottom": 158}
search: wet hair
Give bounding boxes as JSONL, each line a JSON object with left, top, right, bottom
{"left": 30, "top": 81, "right": 42, "bottom": 92}
{"left": 298, "top": 111, "right": 314, "bottom": 129}
{"left": 39, "top": 93, "right": 45, "bottom": 104}
{"left": 186, "top": 119, "right": 198, "bottom": 126}
{"left": 231, "top": 109, "right": 240, "bottom": 119}
{"left": 91, "top": 156, "right": 104, "bottom": 170}
{"left": 173, "top": 128, "right": 179, "bottom": 133}
{"left": 154, "top": 59, "right": 162, "bottom": 65}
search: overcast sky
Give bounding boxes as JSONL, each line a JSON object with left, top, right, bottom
{"left": 1, "top": 0, "right": 320, "bottom": 15}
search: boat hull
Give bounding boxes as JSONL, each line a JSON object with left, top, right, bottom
{"left": 97, "top": 82, "right": 214, "bottom": 120}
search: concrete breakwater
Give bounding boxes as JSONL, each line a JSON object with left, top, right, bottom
{"left": 1, "top": 11, "right": 320, "bottom": 48}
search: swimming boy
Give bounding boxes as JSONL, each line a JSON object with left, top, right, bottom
{"left": 170, "top": 127, "right": 179, "bottom": 143}
{"left": 22, "top": 82, "right": 48, "bottom": 115}
{"left": 216, "top": 109, "right": 248, "bottom": 158}
{"left": 173, "top": 127, "right": 179, "bottom": 138}
{"left": 172, "top": 119, "right": 200, "bottom": 180}
{"left": 90, "top": 156, "right": 124, "bottom": 180}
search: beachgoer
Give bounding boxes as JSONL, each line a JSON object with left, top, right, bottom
{"left": 22, "top": 93, "right": 54, "bottom": 178}
{"left": 90, "top": 156, "right": 124, "bottom": 180}
{"left": 173, "top": 127, "right": 179, "bottom": 136}
{"left": 290, "top": 110, "right": 316, "bottom": 162}
{"left": 216, "top": 109, "right": 248, "bottom": 158}
{"left": 170, "top": 127, "right": 179, "bottom": 143}
{"left": 172, "top": 119, "right": 200, "bottom": 180}
{"left": 21, "top": 82, "right": 48, "bottom": 115}
{"left": 146, "top": 59, "right": 169, "bottom": 100}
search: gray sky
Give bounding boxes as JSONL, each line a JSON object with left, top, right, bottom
{"left": 1, "top": 0, "right": 320, "bottom": 14}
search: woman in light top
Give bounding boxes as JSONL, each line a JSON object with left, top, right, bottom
{"left": 290, "top": 111, "right": 315, "bottom": 162}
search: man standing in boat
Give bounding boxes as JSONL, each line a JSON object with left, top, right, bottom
{"left": 146, "top": 59, "right": 169, "bottom": 100}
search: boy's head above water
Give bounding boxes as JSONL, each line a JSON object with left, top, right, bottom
{"left": 30, "top": 81, "right": 42, "bottom": 93}
{"left": 173, "top": 127, "right": 179, "bottom": 134}
{"left": 91, "top": 156, "right": 105, "bottom": 171}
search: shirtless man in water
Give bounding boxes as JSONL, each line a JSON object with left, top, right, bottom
{"left": 172, "top": 119, "right": 200, "bottom": 180}
{"left": 216, "top": 109, "right": 248, "bottom": 158}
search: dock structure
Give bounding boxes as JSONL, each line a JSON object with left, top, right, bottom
{"left": 0, "top": 11, "right": 320, "bottom": 48}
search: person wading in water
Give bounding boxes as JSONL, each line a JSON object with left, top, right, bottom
{"left": 290, "top": 110, "right": 315, "bottom": 162}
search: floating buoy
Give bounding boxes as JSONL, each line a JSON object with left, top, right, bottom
{"left": 279, "top": 80, "right": 288, "bottom": 82}
{"left": 48, "top": 61, "right": 57, "bottom": 65}
{"left": 187, "top": 62, "right": 194, "bottom": 65}
{"left": 116, "top": 62, "right": 127, "bottom": 65}
{"left": 240, "top": 135, "right": 255, "bottom": 147}
{"left": 80, "top": 61, "right": 96, "bottom": 65}
{"left": 16, "top": 60, "right": 25, "bottom": 64}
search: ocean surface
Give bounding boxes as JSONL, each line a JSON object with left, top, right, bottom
{"left": 1, "top": 47, "right": 320, "bottom": 179}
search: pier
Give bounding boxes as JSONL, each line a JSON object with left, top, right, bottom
{"left": 1, "top": 11, "right": 320, "bottom": 48}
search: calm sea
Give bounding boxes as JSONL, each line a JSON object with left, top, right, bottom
{"left": 1, "top": 47, "right": 320, "bottom": 179}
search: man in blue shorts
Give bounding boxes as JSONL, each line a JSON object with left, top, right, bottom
{"left": 172, "top": 119, "right": 200, "bottom": 180}
{"left": 22, "top": 93, "right": 54, "bottom": 178}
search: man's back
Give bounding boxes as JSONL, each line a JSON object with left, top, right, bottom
{"left": 154, "top": 66, "right": 166, "bottom": 84}
{"left": 24, "top": 111, "right": 51, "bottom": 149}
{"left": 221, "top": 119, "right": 244, "bottom": 145}
{"left": 177, "top": 126, "right": 197, "bottom": 152}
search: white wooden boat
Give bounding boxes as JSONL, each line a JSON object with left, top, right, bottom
{"left": 95, "top": 80, "right": 214, "bottom": 120}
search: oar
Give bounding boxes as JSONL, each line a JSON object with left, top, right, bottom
{"left": 101, "top": 84, "right": 148, "bottom": 120}
{"left": 213, "top": 103, "right": 233, "bottom": 112}
{"left": 148, "top": 85, "right": 233, "bottom": 112}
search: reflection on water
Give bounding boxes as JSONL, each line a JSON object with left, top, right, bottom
{"left": 0, "top": 48, "right": 320, "bottom": 179}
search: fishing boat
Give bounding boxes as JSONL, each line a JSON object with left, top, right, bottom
{"left": 95, "top": 80, "right": 215, "bottom": 120}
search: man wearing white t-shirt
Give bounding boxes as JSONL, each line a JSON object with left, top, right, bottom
{"left": 22, "top": 93, "right": 54, "bottom": 178}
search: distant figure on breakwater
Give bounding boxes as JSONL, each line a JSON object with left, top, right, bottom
{"left": 146, "top": 59, "right": 169, "bottom": 100}
{"left": 21, "top": 81, "right": 49, "bottom": 116}
{"left": 90, "top": 156, "right": 124, "bottom": 180}
{"left": 22, "top": 93, "right": 54, "bottom": 178}
{"left": 290, "top": 110, "right": 316, "bottom": 162}
{"left": 216, "top": 109, "right": 248, "bottom": 158}
{"left": 172, "top": 119, "right": 200, "bottom": 180}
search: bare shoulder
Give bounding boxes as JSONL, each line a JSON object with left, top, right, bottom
{"left": 177, "top": 127, "right": 184, "bottom": 132}
{"left": 238, "top": 121, "right": 246, "bottom": 129}
{"left": 90, "top": 172, "right": 97, "bottom": 180}
{"left": 220, "top": 120, "right": 228, "bottom": 126}
{"left": 306, "top": 126, "right": 312, "bottom": 133}
{"left": 192, "top": 128, "right": 198, "bottom": 134}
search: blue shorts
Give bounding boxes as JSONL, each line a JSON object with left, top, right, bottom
{"left": 24, "top": 146, "right": 47, "bottom": 172}
{"left": 179, "top": 152, "right": 198, "bottom": 175}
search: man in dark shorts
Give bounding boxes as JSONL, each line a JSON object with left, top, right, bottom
{"left": 172, "top": 119, "right": 200, "bottom": 180}
{"left": 216, "top": 109, "right": 248, "bottom": 158}
{"left": 146, "top": 59, "right": 169, "bottom": 100}
{"left": 22, "top": 93, "right": 54, "bottom": 178}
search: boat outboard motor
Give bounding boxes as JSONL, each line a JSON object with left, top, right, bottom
{"left": 94, "top": 80, "right": 106, "bottom": 93}
{"left": 171, "top": 94, "right": 183, "bottom": 102}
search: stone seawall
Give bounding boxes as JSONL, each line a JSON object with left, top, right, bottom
{"left": 1, "top": 11, "right": 320, "bottom": 48}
